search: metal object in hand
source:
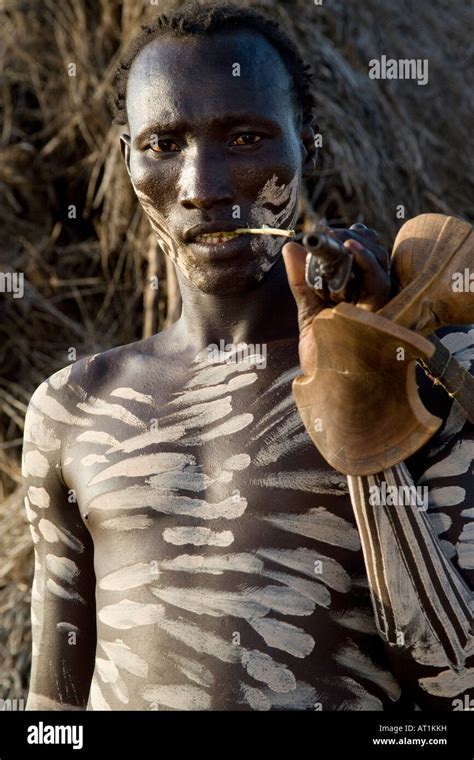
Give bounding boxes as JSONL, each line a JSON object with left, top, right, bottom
{"left": 303, "top": 231, "right": 359, "bottom": 304}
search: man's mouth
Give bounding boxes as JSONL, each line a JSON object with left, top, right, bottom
{"left": 193, "top": 231, "right": 241, "bottom": 245}
{"left": 184, "top": 222, "right": 243, "bottom": 244}
{"left": 188, "top": 230, "right": 250, "bottom": 261}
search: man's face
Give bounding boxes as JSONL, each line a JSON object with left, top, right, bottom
{"left": 123, "top": 30, "right": 307, "bottom": 294}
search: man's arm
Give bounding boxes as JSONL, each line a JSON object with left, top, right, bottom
{"left": 347, "top": 327, "right": 474, "bottom": 709}
{"left": 22, "top": 368, "right": 96, "bottom": 710}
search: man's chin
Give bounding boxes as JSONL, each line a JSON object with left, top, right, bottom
{"left": 182, "top": 259, "right": 269, "bottom": 295}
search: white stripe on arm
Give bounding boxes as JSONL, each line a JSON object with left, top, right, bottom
{"left": 23, "top": 369, "right": 97, "bottom": 710}
{"left": 346, "top": 327, "right": 474, "bottom": 705}
{"left": 348, "top": 463, "right": 472, "bottom": 668}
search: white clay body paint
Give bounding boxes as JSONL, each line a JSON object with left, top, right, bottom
{"left": 261, "top": 508, "right": 361, "bottom": 552}
{"left": 45, "top": 554, "right": 79, "bottom": 583}
{"left": 99, "top": 563, "right": 156, "bottom": 591}
{"left": 163, "top": 527, "right": 235, "bottom": 547}
{"left": 23, "top": 451, "right": 49, "bottom": 478}
{"left": 27, "top": 486, "right": 50, "bottom": 509}
{"left": 142, "top": 684, "right": 211, "bottom": 710}
{"left": 248, "top": 171, "right": 300, "bottom": 272}
{"left": 37, "top": 519, "right": 84, "bottom": 553}
{"left": 101, "top": 515, "right": 154, "bottom": 531}
{"left": 99, "top": 639, "right": 149, "bottom": 678}
{"left": 23, "top": 326, "right": 473, "bottom": 711}
{"left": 110, "top": 387, "right": 154, "bottom": 405}
{"left": 23, "top": 411, "right": 61, "bottom": 450}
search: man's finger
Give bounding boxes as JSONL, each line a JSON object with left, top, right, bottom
{"left": 332, "top": 227, "right": 389, "bottom": 271}
{"left": 281, "top": 241, "right": 307, "bottom": 288}
{"left": 343, "top": 239, "right": 391, "bottom": 310}
{"left": 343, "top": 238, "right": 379, "bottom": 274}
{"left": 349, "top": 222, "right": 381, "bottom": 244}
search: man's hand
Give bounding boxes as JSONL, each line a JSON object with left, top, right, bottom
{"left": 282, "top": 223, "right": 392, "bottom": 376}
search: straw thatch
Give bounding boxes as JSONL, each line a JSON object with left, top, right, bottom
{"left": 1, "top": 0, "right": 473, "bottom": 702}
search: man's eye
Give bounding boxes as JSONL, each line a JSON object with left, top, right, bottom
{"left": 230, "top": 133, "right": 262, "bottom": 146}
{"left": 149, "top": 139, "right": 180, "bottom": 153}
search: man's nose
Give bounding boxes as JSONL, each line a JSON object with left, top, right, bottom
{"left": 178, "top": 147, "right": 233, "bottom": 210}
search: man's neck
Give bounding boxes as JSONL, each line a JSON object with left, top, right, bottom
{"left": 170, "top": 255, "right": 299, "bottom": 353}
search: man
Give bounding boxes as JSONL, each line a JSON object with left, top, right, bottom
{"left": 23, "top": 2, "right": 472, "bottom": 711}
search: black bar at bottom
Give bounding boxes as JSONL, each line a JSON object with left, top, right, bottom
{"left": 0, "top": 710, "right": 472, "bottom": 758}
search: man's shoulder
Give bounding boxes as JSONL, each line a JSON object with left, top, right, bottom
{"left": 26, "top": 336, "right": 159, "bottom": 421}
{"left": 26, "top": 324, "right": 184, "bottom": 436}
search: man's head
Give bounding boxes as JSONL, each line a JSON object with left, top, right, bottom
{"left": 112, "top": 2, "right": 318, "bottom": 295}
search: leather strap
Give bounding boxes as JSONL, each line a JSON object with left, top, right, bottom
{"left": 421, "top": 334, "right": 474, "bottom": 423}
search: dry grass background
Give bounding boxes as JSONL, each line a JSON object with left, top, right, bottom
{"left": 0, "top": 0, "right": 473, "bottom": 702}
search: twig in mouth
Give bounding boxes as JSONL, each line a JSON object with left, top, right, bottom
{"left": 233, "top": 227, "right": 296, "bottom": 237}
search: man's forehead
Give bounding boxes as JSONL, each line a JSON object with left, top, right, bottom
{"left": 126, "top": 29, "right": 294, "bottom": 131}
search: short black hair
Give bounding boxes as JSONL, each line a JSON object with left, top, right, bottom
{"left": 110, "top": 0, "right": 316, "bottom": 126}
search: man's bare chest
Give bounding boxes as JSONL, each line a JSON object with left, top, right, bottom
{"left": 62, "top": 350, "right": 359, "bottom": 569}
{"left": 57, "top": 348, "right": 402, "bottom": 710}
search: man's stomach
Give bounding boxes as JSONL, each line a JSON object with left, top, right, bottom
{"left": 87, "top": 576, "right": 403, "bottom": 711}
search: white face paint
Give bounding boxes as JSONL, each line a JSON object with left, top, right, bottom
{"left": 131, "top": 169, "right": 301, "bottom": 289}
{"left": 131, "top": 179, "right": 178, "bottom": 263}
{"left": 248, "top": 171, "right": 300, "bottom": 275}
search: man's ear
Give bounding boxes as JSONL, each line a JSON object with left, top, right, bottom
{"left": 120, "top": 133, "right": 132, "bottom": 177}
{"left": 301, "top": 115, "right": 319, "bottom": 179}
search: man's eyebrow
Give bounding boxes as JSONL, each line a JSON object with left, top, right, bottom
{"left": 134, "top": 113, "right": 282, "bottom": 144}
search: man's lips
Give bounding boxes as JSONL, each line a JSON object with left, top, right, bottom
{"left": 183, "top": 221, "right": 243, "bottom": 243}
{"left": 187, "top": 233, "right": 250, "bottom": 260}
{"left": 182, "top": 222, "right": 293, "bottom": 260}
{"left": 183, "top": 221, "right": 251, "bottom": 259}
{"left": 193, "top": 231, "right": 242, "bottom": 244}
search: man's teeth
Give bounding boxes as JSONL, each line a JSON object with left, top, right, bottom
{"left": 194, "top": 232, "right": 238, "bottom": 244}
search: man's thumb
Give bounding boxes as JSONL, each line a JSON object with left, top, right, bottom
{"left": 282, "top": 242, "right": 325, "bottom": 330}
